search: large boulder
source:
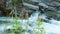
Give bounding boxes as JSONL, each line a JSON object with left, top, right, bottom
{"left": 39, "top": 0, "right": 60, "bottom": 20}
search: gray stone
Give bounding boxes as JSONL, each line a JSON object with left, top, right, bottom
{"left": 39, "top": 0, "right": 60, "bottom": 20}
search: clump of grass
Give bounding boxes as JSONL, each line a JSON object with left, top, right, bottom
{"left": 9, "top": 18, "right": 23, "bottom": 34}
{"left": 37, "top": 16, "right": 45, "bottom": 34}
{"left": 33, "top": 16, "right": 45, "bottom": 34}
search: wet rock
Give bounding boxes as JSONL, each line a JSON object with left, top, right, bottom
{"left": 23, "top": 2, "right": 39, "bottom": 10}
{"left": 23, "top": 0, "right": 39, "bottom": 6}
{"left": 39, "top": 0, "right": 60, "bottom": 20}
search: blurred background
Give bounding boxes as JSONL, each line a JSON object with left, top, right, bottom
{"left": 0, "top": 0, "right": 60, "bottom": 34}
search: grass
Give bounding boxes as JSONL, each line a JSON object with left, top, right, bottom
{"left": 9, "top": 18, "right": 23, "bottom": 34}
{"left": 0, "top": 13, "right": 45, "bottom": 34}
{"left": 33, "top": 16, "right": 45, "bottom": 34}
{"left": 1, "top": 16, "right": 45, "bottom": 34}
{"left": 5, "top": 16, "right": 45, "bottom": 34}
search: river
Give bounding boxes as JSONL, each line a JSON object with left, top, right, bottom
{"left": 0, "top": 11, "right": 60, "bottom": 34}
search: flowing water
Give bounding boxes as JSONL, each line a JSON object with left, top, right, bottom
{"left": 0, "top": 11, "right": 60, "bottom": 34}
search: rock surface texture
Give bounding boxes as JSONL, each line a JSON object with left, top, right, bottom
{"left": 39, "top": 0, "right": 60, "bottom": 20}
{"left": 0, "top": 0, "right": 60, "bottom": 20}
